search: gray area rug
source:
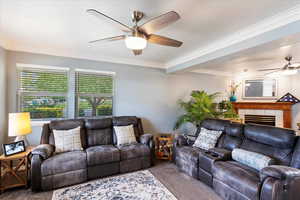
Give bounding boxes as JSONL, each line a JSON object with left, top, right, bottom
{"left": 52, "top": 170, "right": 178, "bottom": 200}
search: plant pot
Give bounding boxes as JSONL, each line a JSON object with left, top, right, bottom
{"left": 229, "top": 95, "right": 237, "bottom": 102}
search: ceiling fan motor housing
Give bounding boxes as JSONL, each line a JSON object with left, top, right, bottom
{"left": 132, "top": 11, "right": 144, "bottom": 23}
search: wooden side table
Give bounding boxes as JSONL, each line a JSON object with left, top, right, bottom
{"left": 155, "top": 133, "right": 173, "bottom": 161}
{"left": 0, "top": 146, "right": 34, "bottom": 193}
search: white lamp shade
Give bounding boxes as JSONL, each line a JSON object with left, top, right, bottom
{"left": 125, "top": 36, "right": 147, "bottom": 50}
{"left": 8, "top": 112, "right": 32, "bottom": 137}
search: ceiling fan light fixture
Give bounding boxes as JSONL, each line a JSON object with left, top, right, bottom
{"left": 125, "top": 36, "right": 147, "bottom": 50}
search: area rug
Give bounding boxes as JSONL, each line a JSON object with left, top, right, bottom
{"left": 52, "top": 170, "right": 177, "bottom": 200}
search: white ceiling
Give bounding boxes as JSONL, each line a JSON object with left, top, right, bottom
{"left": 193, "top": 32, "right": 300, "bottom": 77}
{"left": 1, "top": 0, "right": 300, "bottom": 70}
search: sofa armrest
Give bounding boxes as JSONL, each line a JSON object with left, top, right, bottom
{"left": 260, "top": 165, "right": 300, "bottom": 181}
{"left": 32, "top": 144, "right": 55, "bottom": 160}
{"left": 260, "top": 165, "right": 300, "bottom": 200}
{"left": 174, "top": 134, "right": 188, "bottom": 148}
{"left": 31, "top": 154, "right": 43, "bottom": 191}
{"left": 208, "top": 147, "right": 231, "bottom": 160}
{"left": 140, "top": 134, "right": 153, "bottom": 146}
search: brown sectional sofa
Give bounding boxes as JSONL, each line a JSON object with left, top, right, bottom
{"left": 31, "top": 116, "right": 154, "bottom": 191}
{"left": 174, "top": 118, "right": 300, "bottom": 200}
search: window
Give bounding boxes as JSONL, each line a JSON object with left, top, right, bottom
{"left": 76, "top": 70, "right": 114, "bottom": 117}
{"left": 18, "top": 66, "right": 68, "bottom": 119}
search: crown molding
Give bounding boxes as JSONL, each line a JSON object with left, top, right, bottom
{"left": 192, "top": 69, "right": 233, "bottom": 77}
{"left": 166, "top": 4, "right": 300, "bottom": 72}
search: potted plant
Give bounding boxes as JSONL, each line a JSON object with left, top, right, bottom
{"left": 174, "top": 90, "right": 222, "bottom": 133}
{"left": 219, "top": 100, "right": 240, "bottom": 122}
{"left": 229, "top": 81, "right": 240, "bottom": 102}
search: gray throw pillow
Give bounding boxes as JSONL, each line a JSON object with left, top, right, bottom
{"left": 232, "top": 148, "right": 275, "bottom": 171}
{"left": 193, "top": 127, "right": 223, "bottom": 150}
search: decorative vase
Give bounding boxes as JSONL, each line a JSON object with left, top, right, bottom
{"left": 229, "top": 95, "right": 237, "bottom": 102}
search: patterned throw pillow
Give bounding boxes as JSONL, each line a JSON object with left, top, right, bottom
{"left": 114, "top": 125, "right": 137, "bottom": 146}
{"left": 53, "top": 127, "right": 83, "bottom": 153}
{"left": 193, "top": 127, "right": 223, "bottom": 150}
{"left": 232, "top": 148, "right": 275, "bottom": 171}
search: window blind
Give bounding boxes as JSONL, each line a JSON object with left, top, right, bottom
{"left": 18, "top": 68, "right": 68, "bottom": 119}
{"left": 76, "top": 71, "right": 113, "bottom": 117}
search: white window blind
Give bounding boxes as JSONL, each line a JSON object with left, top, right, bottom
{"left": 18, "top": 67, "right": 68, "bottom": 119}
{"left": 76, "top": 71, "right": 113, "bottom": 117}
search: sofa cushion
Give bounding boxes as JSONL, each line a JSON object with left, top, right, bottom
{"left": 85, "top": 118, "right": 113, "bottom": 146}
{"left": 201, "top": 119, "right": 231, "bottom": 132}
{"left": 176, "top": 146, "right": 205, "bottom": 164}
{"left": 86, "top": 145, "right": 120, "bottom": 166}
{"left": 232, "top": 148, "right": 275, "bottom": 171}
{"left": 241, "top": 138, "right": 293, "bottom": 166}
{"left": 53, "top": 126, "right": 83, "bottom": 153}
{"left": 193, "top": 127, "right": 223, "bottom": 150}
{"left": 118, "top": 143, "right": 150, "bottom": 160}
{"left": 41, "top": 150, "right": 86, "bottom": 176}
{"left": 244, "top": 124, "right": 295, "bottom": 148}
{"left": 49, "top": 119, "right": 87, "bottom": 148}
{"left": 213, "top": 161, "right": 261, "bottom": 200}
{"left": 114, "top": 125, "right": 137, "bottom": 146}
{"left": 112, "top": 116, "right": 143, "bottom": 144}
{"left": 222, "top": 123, "right": 244, "bottom": 150}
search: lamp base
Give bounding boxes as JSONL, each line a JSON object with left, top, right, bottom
{"left": 14, "top": 135, "right": 29, "bottom": 146}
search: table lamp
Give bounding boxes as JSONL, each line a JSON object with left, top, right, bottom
{"left": 8, "top": 112, "right": 32, "bottom": 146}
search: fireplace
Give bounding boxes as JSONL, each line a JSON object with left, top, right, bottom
{"left": 232, "top": 102, "right": 293, "bottom": 128}
{"left": 244, "top": 115, "right": 276, "bottom": 126}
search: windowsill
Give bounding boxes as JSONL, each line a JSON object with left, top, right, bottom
{"left": 31, "top": 121, "right": 50, "bottom": 127}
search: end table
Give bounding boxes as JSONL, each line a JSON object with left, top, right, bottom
{"left": 155, "top": 133, "right": 173, "bottom": 161}
{"left": 0, "top": 146, "right": 34, "bottom": 193}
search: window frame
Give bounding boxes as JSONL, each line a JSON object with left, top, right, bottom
{"left": 75, "top": 69, "right": 115, "bottom": 118}
{"left": 16, "top": 64, "right": 70, "bottom": 121}
{"left": 74, "top": 68, "right": 116, "bottom": 119}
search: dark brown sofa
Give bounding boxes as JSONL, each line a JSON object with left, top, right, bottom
{"left": 174, "top": 119, "right": 300, "bottom": 200}
{"left": 31, "top": 116, "right": 154, "bottom": 191}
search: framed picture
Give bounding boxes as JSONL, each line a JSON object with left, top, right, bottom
{"left": 2, "top": 140, "right": 25, "bottom": 156}
{"left": 243, "top": 78, "right": 278, "bottom": 100}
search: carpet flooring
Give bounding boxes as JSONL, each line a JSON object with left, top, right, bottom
{"left": 0, "top": 162, "right": 222, "bottom": 200}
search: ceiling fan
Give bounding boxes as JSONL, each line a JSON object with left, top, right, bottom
{"left": 86, "top": 9, "right": 183, "bottom": 55}
{"left": 258, "top": 56, "right": 300, "bottom": 76}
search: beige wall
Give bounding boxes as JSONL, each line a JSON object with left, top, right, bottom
{"left": 0, "top": 46, "right": 7, "bottom": 147}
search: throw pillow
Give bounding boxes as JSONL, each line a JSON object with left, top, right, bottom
{"left": 114, "top": 125, "right": 137, "bottom": 146}
{"left": 193, "top": 127, "right": 223, "bottom": 150}
{"left": 53, "top": 126, "right": 83, "bottom": 153}
{"left": 232, "top": 148, "right": 275, "bottom": 171}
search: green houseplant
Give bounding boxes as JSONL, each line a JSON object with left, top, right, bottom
{"left": 174, "top": 90, "right": 222, "bottom": 130}
{"left": 219, "top": 100, "right": 239, "bottom": 119}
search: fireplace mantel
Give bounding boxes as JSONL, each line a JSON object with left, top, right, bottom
{"left": 232, "top": 102, "right": 293, "bottom": 128}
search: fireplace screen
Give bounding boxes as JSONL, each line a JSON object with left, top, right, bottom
{"left": 244, "top": 115, "right": 276, "bottom": 126}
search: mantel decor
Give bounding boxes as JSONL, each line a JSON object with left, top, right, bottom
{"left": 277, "top": 93, "right": 300, "bottom": 104}
{"left": 232, "top": 102, "right": 293, "bottom": 128}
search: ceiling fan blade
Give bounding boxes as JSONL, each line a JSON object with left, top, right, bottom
{"left": 257, "top": 68, "right": 282, "bottom": 72}
{"left": 148, "top": 34, "right": 182, "bottom": 47}
{"left": 264, "top": 69, "right": 282, "bottom": 76}
{"left": 87, "top": 9, "right": 132, "bottom": 32}
{"left": 139, "top": 11, "right": 180, "bottom": 34}
{"left": 132, "top": 50, "right": 142, "bottom": 56}
{"left": 89, "top": 35, "right": 125, "bottom": 44}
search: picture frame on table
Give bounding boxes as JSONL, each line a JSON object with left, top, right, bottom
{"left": 2, "top": 140, "right": 26, "bottom": 156}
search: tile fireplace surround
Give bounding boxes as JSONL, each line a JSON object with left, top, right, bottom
{"left": 232, "top": 102, "right": 293, "bottom": 128}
